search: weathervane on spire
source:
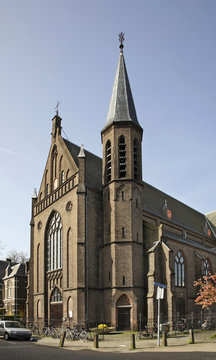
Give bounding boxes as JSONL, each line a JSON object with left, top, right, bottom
{"left": 55, "top": 100, "right": 61, "bottom": 116}
{"left": 119, "top": 32, "right": 125, "bottom": 52}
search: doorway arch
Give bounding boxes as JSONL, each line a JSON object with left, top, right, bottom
{"left": 116, "top": 295, "right": 131, "bottom": 330}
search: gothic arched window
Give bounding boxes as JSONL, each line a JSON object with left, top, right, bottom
{"left": 50, "top": 287, "right": 62, "bottom": 303}
{"left": 47, "top": 212, "right": 62, "bottom": 271}
{"left": 203, "top": 259, "right": 210, "bottom": 276}
{"left": 119, "top": 135, "right": 126, "bottom": 178}
{"left": 106, "top": 140, "right": 111, "bottom": 182}
{"left": 175, "top": 251, "right": 185, "bottom": 287}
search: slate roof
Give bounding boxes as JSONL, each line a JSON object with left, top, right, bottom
{"left": 103, "top": 51, "right": 142, "bottom": 131}
{"left": 63, "top": 139, "right": 102, "bottom": 191}
{"left": 142, "top": 181, "right": 216, "bottom": 240}
{"left": 0, "top": 261, "right": 17, "bottom": 280}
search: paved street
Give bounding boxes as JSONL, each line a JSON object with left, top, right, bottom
{"left": 0, "top": 331, "right": 216, "bottom": 360}
{"left": 0, "top": 340, "right": 215, "bottom": 360}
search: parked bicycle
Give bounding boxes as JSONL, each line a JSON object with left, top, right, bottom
{"left": 137, "top": 324, "right": 157, "bottom": 339}
{"left": 65, "top": 324, "right": 87, "bottom": 342}
{"left": 42, "top": 325, "right": 59, "bottom": 338}
{"left": 175, "top": 318, "right": 187, "bottom": 332}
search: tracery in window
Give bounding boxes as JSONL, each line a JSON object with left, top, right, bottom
{"left": 203, "top": 259, "right": 210, "bottom": 276}
{"left": 175, "top": 251, "right": 185, "bottom": 287}
{"left": 50, "top": 287, "right": 62, "bottom": 303}
{"left": 106, "top": 140, "right": 111, "bottom": 182}
{"left": 119, "top": 135, "right": 126, "bottom": 178}
{"left": 47, "top": 212, "right": 62, "bottom": 271}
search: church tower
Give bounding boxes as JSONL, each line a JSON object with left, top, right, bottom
{"left": 101, "top": 34, "right": 144, "bottom": 330}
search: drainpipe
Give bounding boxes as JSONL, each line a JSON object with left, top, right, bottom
{"left": 85, "top": 189, "right": 88, "bottom": 330}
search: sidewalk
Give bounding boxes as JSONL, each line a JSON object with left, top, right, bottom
{"left": 35, "top": 331, "right": 216, "bottom": 353}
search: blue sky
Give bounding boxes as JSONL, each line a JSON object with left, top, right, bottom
{"left": 1, "top": 0, "right": 216, "bottom": 258}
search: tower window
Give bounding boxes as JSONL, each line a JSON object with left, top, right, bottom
{"left": 121, "top": 227, "right": 125, "bottom": 238}
{"left": 106, "top": 140, "right": 111, "bottom": 182}
{"left": 123, "top": 276, "right": 125, "bottom": 285}
{"left": 119, "top": 135, "right": 126, "bottom": 178}
{"left": 133, "top": 139, "right": 138, "bottom": 180}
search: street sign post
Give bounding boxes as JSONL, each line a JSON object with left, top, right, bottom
{"left": 154, "top": 282, "right": 167, "bottom": 346}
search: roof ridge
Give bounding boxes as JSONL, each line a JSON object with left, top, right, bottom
{"left": 143, "top": 180, "right": 206, "bottom": 217}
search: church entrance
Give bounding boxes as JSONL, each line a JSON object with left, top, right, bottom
{"left": 50, "top": 287, "right": 63, "bottom": 327}
{"left": 116, "top": 295, "right": 131, "bottom": 330}
{"left": 50, "top": 303, "right": 63, "bottom": 327}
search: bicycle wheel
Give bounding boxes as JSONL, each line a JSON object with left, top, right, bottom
{"left": 65, "top": 329, "right": 72, "bottom": 340}
{"left": 79, "top": 330, "right": 87, "bottom": 342}
{"left": 137, "top": 331, "right": 145, "bottom": 340}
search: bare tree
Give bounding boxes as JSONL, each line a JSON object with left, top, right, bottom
{"left": 0, "top": 240, "right": 5, "bottom": 258}
{"left": 6, "top": 249, "right": 29, "bottom": 263}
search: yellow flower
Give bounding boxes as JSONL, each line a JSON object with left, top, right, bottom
{"left": 98, "top": 323, "right": 108, "bottom": 329}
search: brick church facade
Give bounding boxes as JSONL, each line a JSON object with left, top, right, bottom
{"left": 27, "top": 40, "right": 216, "bottom": 331}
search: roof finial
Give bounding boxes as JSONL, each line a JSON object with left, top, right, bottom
{"left": 55, "top": 100, "right": 61, "bottom": 116}
{"left": 119, "top": 32, "right": 125, "bottom": 52}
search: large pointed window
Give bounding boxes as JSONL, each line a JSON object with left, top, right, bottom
{"left": 47, "top": 212, "right": 62, "bottom": 271}
{"left": 106, "top": 140, "right": 111, "bottom": 182}
{"left": 175, "top": 251, "right": 185, "bottom": 287}
{"left": 203, "top": 259, "right": 210, "bottom": 276}
{"left": 133, "top": 139, "right": 138, "bottom": 180}
{"left": 119, "top": 135, "right": 126, "bottom": 178}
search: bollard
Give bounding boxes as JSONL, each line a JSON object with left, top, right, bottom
{"left": 59, "top": 330, "right": 66, "bottom": 347}
{"left": 130, "top": 333, "right": 136, "bottom": 350}
{"left": 188, "top": 329, "right": 195, "bottom": 344}
{"left": 162, "top": 331, "right": 167, "bottom": 346}
{"left": 94, "top": 333, "right": 99, "bottom": 348}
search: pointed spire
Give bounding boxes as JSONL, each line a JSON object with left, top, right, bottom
{"left": 78, "top": 144, "right": 85, "bottom": 158}
{"left": 32, "top": 188, "right": 37, "bottom": 199}
{"left": 103, "top": 34, "right": 142, "bottom": 130}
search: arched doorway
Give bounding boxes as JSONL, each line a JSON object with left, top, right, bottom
{"left": 50, "top": 288, "right": 63, "bottom": 327}
{"left": 116, "top": 295, "right": 131, "bottom": 330}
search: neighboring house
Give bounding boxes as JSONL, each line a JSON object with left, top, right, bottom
{"left": 0, "top": 260, "right": 11, "bottom": 315}
{"left": 27, "top": 39, "right": 216, "bottom": 331}
{"left": 3, "top": 262, "right": 27, "bottom": 318}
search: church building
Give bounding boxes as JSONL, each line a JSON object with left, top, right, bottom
{"left": 27, "top": 36, "right": 216, "bottom": 331}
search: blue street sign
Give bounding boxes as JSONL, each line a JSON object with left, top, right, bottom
{"left": 154, "top": 282, "right": 167, "bottom": 288}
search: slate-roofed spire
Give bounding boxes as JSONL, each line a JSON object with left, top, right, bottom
{"left": 104, "top": 33, "right": 142, "bottom": 130}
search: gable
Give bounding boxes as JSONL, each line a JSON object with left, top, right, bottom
{"left": 37, "top": 135, "right": 79, "bottom": 201}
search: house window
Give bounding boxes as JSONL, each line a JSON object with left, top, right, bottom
{"left": 133, "top": 139, "right": 138, "bottom": 179}
{"left": 7, "top": 281, "right": 12, "bottom": 298}
{"left": 106, "top": 140, "right": 111, "bottom": 182}
{"left": 47, "top": 212, "right": 62, "bottom": 271}
{"left": 175, "top": 251, "right": 185, "bottom": 287}
{"left": 119, "top": 135, "right": 126, "bottom": 178}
